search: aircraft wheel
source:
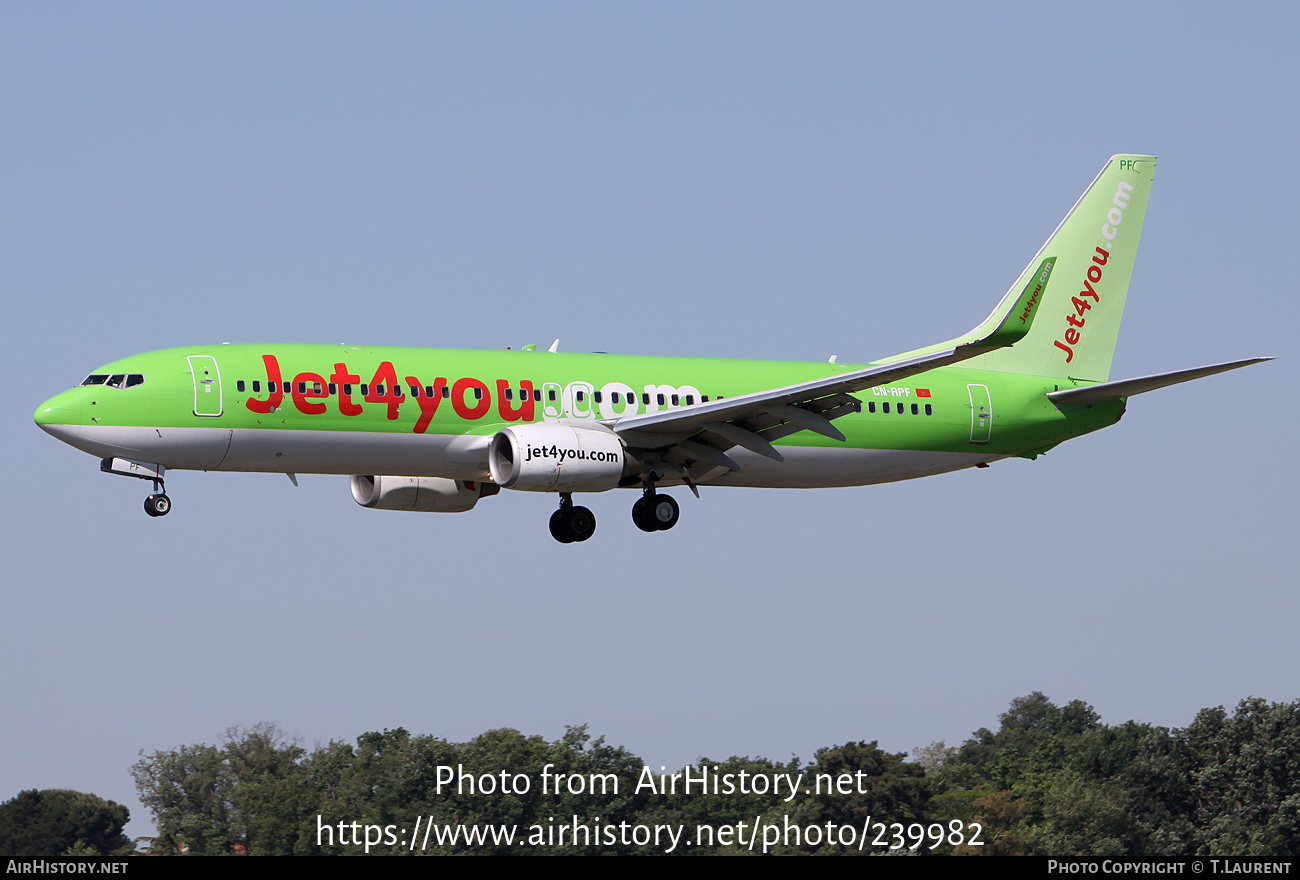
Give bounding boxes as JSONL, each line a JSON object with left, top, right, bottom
{"left": 650, "top": 494, "right": 679, "bottom": 531}
{"left": 568, "top": 506, "right": 596, "bottom": 542}
{"left": 144, "top": 494, "right": 172, "bottom": 517}
{"left": 549, "top": 509, "right": 576, "bottom": 543}
{"left": 631, "top": 497, "right": 657, "bottom": 533}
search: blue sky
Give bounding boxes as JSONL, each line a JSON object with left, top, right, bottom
{"left": 3, "top": 2, "right": 1295, "bottom": 842}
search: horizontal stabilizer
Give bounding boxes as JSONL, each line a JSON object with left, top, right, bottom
{"left": 1047, "top": 357, "right": 1273, "bottom": 406}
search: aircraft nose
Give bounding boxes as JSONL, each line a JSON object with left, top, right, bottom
{"left": 34, "top": 391, "right": 83, "bottom": 442}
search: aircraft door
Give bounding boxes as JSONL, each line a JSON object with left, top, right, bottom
{"left": 967, "top": 383, "right": 991, "bottom": 444}
{"left": 564, "top": 381, "right": 595, "bottom": 419}
{"left": 542, "top": 382, "right": 564, "bottom": 419}
{"left": 189, "top": 355, "right": 224, "bottom": 417}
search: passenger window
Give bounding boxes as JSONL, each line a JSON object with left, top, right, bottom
{"left": 911, "top": 403, "right": 918, "bottom": 415}
{"left": 360, "top": 384, "right": 369, "bottom": 395}
{"left": 441, "top": 386, "right": 450, "bottom": 399}
{"left": 269, "top": 381, "right": 278, "bottom": 393}
{"left": 425, "top": 386, "right": 434, "bottom": 398}
{"left": 533, "top": 389, "right": 541, "bottom": 401}
{"left": 925, "top": 404, "right": 933, "bottom": 416}
{"left": 411, "top": 385, "right": 420, "bottom": 397}
{"left": 576, "top": 391, "right": 585, "bottom": 402}
{"left": 252, "top": 381, "right": 261, "bottom": 393}
{"left": 473, "top": 387, "right": 483, "bottom": 400}
{"left": 594, "top": 391, "right": 602, "bottom": 403}
{"left": 328, "top": 383, "right": 337, "bottom": 395}
{"left": 343, "top": 384, "right": 353, "bottom": 395}
{"left": 702, "top": 395, "right": 709, "bottom": 402}
{"left": 237, "top": 380, "right": 246, "bottom": 392}
{"left": 883, "top": 402, "right": 890, "bottom": 413}
{"left": 298, "top": 382, "right": 307, "bottom": 394}
{"left": 868, "top": 401, "right": 876, "bottom": 413}
{"left": 642, "top": 393, "right": 650, "bottom": 405}
{"left": 657, "top": 394, "right": 665, "bottom": 405}
{"left": 671, "top": 394, "right": 679, "bottom": 405}
{"left": 549, "top": 390, "right": 558, "bottom": 402}
{"left": 685, "top": 395, "right": 694, "bottom": 405}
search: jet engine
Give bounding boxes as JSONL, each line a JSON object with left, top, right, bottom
{"left": 350, "top": 475, "right": 497, "bottom": 512}
{"left": 488, "top": 424, "right": 631, "bottom": 492}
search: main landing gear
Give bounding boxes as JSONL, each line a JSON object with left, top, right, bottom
{"left": 631, "top": 484, "right": 679, "bottom": 533}
{"left": 546, "top": 485, "right": 683, "bottom": 543}
{"left": 549, "top": 494, "right": 596, "bottom": 543}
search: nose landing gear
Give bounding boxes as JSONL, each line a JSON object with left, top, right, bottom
{"left": 101, "top": 457, "right": 172, "bottom": 518}
{"left": 144, "top": 488, "right": 172, "bottom": 517}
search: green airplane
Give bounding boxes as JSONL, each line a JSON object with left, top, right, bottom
{"left": 34, "top": 155, "right": 1269, "bottom": 542}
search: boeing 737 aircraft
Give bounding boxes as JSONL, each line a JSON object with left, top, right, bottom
{"left": 34, "top": 155, "right": 1269, "bottom": 542}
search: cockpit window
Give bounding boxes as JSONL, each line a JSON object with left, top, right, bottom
{"left": 84, "top": 373, "right": 144, "bottom": 388}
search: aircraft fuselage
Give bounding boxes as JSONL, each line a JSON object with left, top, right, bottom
{"left": 35, "top": 343, "right": 1120, "bottom": 488}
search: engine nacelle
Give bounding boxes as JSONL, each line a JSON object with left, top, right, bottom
{"left": 488, "top": 424, "right": 628, "bottom": 492}
{"left": 350, "top": 475, "right": 495, "bottom": 512}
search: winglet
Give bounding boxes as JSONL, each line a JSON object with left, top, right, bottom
{"left": 548, "top": 339, "right": 560, "bottom": 353}
{"left": 975, "top": 257, "right": 1055, "bottom": 349}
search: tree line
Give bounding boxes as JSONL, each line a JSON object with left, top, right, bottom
{"left": 5, "top": 693, "right": 1299, "bottom": 855}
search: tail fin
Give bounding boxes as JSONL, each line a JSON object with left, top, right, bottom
{"left": 893, "top": 155, "right": 1156, "bottom": 382}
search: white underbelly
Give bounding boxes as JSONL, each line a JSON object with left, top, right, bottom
{"left": 65, "top": 425, "right": 1000, "bottom": 489}
{"left": 65, "top": 425, "right": 491, "bottom": 481}
{"left": 698, "top": 446, "right": 1005, "bottom": 488}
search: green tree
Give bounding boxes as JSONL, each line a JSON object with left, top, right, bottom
{"left": 659, "top": 754, "right": 797, "bottom": 854}
{"left": 953, "top": 789, "right": 1028, "bottom": 856}
{"left": 931, "top": 693, "right": 1128, "bottom": 856}
{"left": 1030, "top": 772, "right": 1135, "bottom": 856}
{"left": 787, "top": 741, "right": 930, "bottom": 855}
{"left": 1181, "top": 698, "right": 1300, "bottom": 856}
{"left": 132, "top": 722, "right": 312, "bottom": 855}
{"left": 0, "top": 789, "right": 132, "bottom": 856}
